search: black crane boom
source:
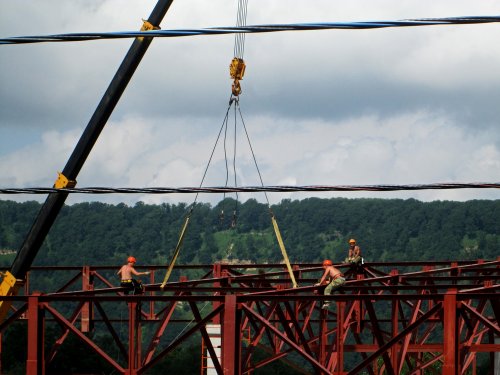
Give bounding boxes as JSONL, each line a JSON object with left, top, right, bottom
{"left": 0, "top": 0, "right": 175, "bottom": 321}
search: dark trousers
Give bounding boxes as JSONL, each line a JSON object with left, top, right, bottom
{"left": 121, "top": 279, "right": 143, "bottom": 295}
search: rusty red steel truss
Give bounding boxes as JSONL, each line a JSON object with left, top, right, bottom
{"left": 1, "top": 259, "right": 499, "bottom": 374}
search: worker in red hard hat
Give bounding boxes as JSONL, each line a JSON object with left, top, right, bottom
{"left": 117, "top": 256, "right": 150, "bottom": 295}
{"left": 315, "top": 259, "right": 345, "bottom": 309}
{"left": 345, "top": 238, "right": 363, "bottom": 266}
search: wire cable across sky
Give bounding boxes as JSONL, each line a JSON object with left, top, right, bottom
{"left": 1, "top": 15, "right": 500, "bottom": 45}
{"left": 0, "top": 182, "right": 498, "bottom": 195}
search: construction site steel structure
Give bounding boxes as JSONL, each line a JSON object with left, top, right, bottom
{"left": 1, "top": 259, "right": 499, "bottom": 374}
{"left": 1, "top": 1, "right": 499, "bottom": 374}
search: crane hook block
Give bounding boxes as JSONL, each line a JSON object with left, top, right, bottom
{"left": 232, "top": 80, "right": 242, "bottom": 96}
{"left": 230, "top": 58, "right": 246, "bottom": 80}
{"left": 54, "top": 172, "right": 77, "bottom": 189}
{"left": 230, "top": 58, "right": 246, "bottom": 96}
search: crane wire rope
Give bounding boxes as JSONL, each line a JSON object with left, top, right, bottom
{"left": 233, "top": 0, "right": 248, "bottom": 60}
{"left": 161, "top": 0, "right": 250, "bottom": 288}
{"left": 229, "top": 98, "right": 240, "bottom": 227}
{"left": 219, "top": 0, "right": 248, "bottom": 260}
{"left": 230, "top": 0, "right": 297, "bottom": 288}
{"left": 1, "top": 182, "right": 498, "bottom": 195}
{"left": 220, "top": 98, "right": 240, "bottom": 228}
{"left": 236, "top": 102, "right": 298, "bottom": 288}
{"left": 235, "top": 100, "right": 298, "bottom": 288}
{"left": 161, "top": 0, "right": 299, "bottom": 288}
{"left": 160, "top": 100, "right": 234, "bottom": 289}
{"left": 2, "top": 16, "right": 500, "bottom": 45}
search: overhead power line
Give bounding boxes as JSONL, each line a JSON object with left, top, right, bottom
{"left": 2, "top": 15, "right": 500, "bottom": 45}
{"left": 0, "top": 182, "right": 498, "bottom": 195}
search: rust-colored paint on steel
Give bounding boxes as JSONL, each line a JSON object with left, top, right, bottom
{"left": 1, "top": 260, "right": 499, "bottom": 374}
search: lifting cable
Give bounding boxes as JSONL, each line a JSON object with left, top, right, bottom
{"left": 161, "top": 0, "right": 297, "bottom": 289}
{"left": 231, "top": 0, "right": 298, "bottom": 288}
{"left": 3, "top": 16, "right": 500, "bottom": 45}
{"left": 163, "top": 0, "right": 250, "bottom": 288}
{"left": 220, "top": 97, "right": 239, "bottom": 229}
{"left": 235, "top": 102, "right": 298, "bottom": 288}
{"left": 221, "top": 0, "right": 247, "bottom": 227}
{"left": 2, "top": 182, "right": 498, "bottom": 195}
{"left": 160, "top": 100, "right": 235, "bottom": 289}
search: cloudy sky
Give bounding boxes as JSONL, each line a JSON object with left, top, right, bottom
{"left": 1, "top": 0, "right": 499, "bottom": 207}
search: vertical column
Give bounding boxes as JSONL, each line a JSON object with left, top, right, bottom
{"left": 25, "top": 271, "right": 31, "bottom": 294}
{"left": 293, "top": 264, "right": 300, "bottom": 318}
{"left": 495, "top": 336, "right": 500, "bottom": 375}
{"left": 354, "top": 273, "right": 364, "bottom": 334}
{"left": 443, "top": 290, "right": 458, "bottom": 375}
{"left": 148, "top": 268, "right": 155, "bottom": 320}
{"left": 336, "top": 301, "right": 345, "bottom": 374}
{"left": 495, "top": 257, "right": 500, "bottom": 375}
{"left": 137, "top": 315, "right": 142, "bottom": 369}
{"left": 81, "top": 266, "right": 94, "bottom": 332}
{"left": 127, "top": 301, "right": 138, "bottom": 375}
{"left": 26, "top": 293, "right": 44, "bottom": 375}
{"left": 450, "top": 263, "right": 459, "bottom": 287}
{"left": 222, "top": 294, "right": 240, "bottom": 375}
{"left": 318, "top": 307, "right": 327, "bottom": 366}
{"left": 423, "top": 266, "right": 434, "bottom": 311}
{"left": 212, "top": 263, "right": 223, "bottom": 325}
{"left": 390, "top": 269, "right": 399, "bottom": 372}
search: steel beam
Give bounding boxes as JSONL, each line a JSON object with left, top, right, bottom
{"left": 26, "top": 294, "right": 44, "bottom": 375}
{"left": 223, "top": 294, "right": 239, "bottom": 375}
{"left": 443, "top": 290, "right": 459, "bottom": 375}
{"left": 1, "top": 261, "right": 499, "bottom": 373}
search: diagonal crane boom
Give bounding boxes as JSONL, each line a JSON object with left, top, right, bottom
{"left": 0, "top": 0, "right": 176, "bottom": 322}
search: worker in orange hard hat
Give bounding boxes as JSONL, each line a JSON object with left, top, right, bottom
{"left": 345, "top": 238, "right": 363, "bottom": 266}
{"left": 117, "top": 256, "right": 150, "bottom": 295}
{"left": 315, "top": 259, "right": 345, "bottom": 309}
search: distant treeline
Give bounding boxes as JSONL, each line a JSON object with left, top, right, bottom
{"left": 0, "top": 197, "right": 498, "bottom": 268}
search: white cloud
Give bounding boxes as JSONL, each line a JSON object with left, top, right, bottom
{"left": 1, "top": 1, "right": 499, "bottom": 206}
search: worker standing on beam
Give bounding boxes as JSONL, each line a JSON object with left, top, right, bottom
{"left": 315, "top": 259, "right": 345, "bottom": 309}
{"left": 117, "top": 256, "right": 150, "bottom": 295}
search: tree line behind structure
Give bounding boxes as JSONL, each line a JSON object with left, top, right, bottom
{"left": 0, "top": 197, "right": 498, "bottom": 269}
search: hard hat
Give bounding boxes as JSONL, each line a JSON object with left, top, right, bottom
{"left": 127, "top": 256, "right": 136, "bottom": 263}
{"left": 322, "top": 259, "right": 332, "bottom": 266}
{"left": 349, "top": 239, "right": 356, "bottom": 244}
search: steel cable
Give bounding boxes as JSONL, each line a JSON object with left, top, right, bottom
{"left": 2, "top": 16, "right": 500, "bottom": 45}
{"left": 0, "top": 182, "right": 498, "bottom": 195}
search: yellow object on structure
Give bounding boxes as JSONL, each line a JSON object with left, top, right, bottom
{"left": 0, "top": 271, "right": 22, "bottom": 322}
{"left": 54, "top": 172, "right": 76, "bottom": 189}
{"left": 160, "top": 215, "right": 191, "bottom": 289}
{"left": 230, "top": 58, "right": 246, "bottom": 80}
{"left": 138, "top": 19, "right": 161, "bottom": 42}
{"left": 271, "top": 215, "right": 298, "bottom": 288}
{"left": 230, "top": 57, "right": 246, "bottom": 96}
{"left": 141, "top": 18, "right": 161, "bottom": 31}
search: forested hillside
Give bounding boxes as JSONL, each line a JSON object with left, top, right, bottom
{"left": 1, "top": 197, "right": 498, "bottom": 268}
{"left": 1, "top": 197, "right": 498, "bottom": 374}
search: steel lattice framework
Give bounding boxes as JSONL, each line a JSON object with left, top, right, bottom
{"left": 1, "top": 259, "right": 499, "bottom": 374}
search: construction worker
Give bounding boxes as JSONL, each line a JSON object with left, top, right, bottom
{"left": 345, "top": 238, "right": 363, "bottom": 265}
{"left": 315, "top": 259, "right": 345, "bottom": 309}
{"left": 117, "top": 256, "right": 150, "bottom": 295}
